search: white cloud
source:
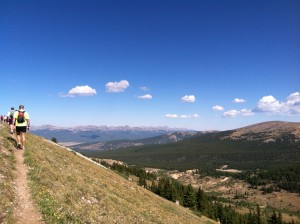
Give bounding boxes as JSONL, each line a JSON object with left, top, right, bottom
{"left": 179, "top": 115, "right": 189, "bottom": 118}
{"left": 287, "top": 92, "right": 300, "bottom": 105}
{"left": 256, "top": 95, "right": 282, "bottom": 113}
{"left": 63, "top": 85, "right": 97, "bottom": 97}
{"left": 223, "top": 108, "right": 254, "bottom": 117}
{"left": 165, "top": 114, "right": 178, "bottom": 118}
{"left": 165, "top": 113, "right": 199, "bottom": 119}
{"left": 191, "top": 113, "right": 200, "bottom": 118}
{"left": 212, "top": 105, "right": 224, "bottom": 111}
{"left": 240, "top": 109, "right": 254, "bottom": 116}
{"left": 221, "top": 92, "right": 300, "bottom": 118}
{"left": 233, "top": 98, "right": 246, "bottom": 103}
{"left": 181, "top": 95, "right": 196, "bottom": 103}
{"left": 286, "top": 92, "right": 300, "bottom": 115}
{"left": 138, "top": 94, "right": 152, "bottom": 99}
{"left": 105, "top": 80, "right": 129, "bottom": 93}
{"left": 223, "top": 110, "right": 240, "bottom": 117}
{"left": 256, "top": 92, "right": 300, "bottom": 115}
{"left": 180, "top": 114, "right": 200, "bottom": 118}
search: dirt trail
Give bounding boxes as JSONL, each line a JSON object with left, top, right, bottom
{"left": 13, "top": 148, "right": 44, "bottom": 223}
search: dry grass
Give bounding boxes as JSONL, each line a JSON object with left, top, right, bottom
{"left": 0, "top": 124, "right": 16, "bottom": 223}
{"left": 23, "top": 132, "right": 216, "bottom": 223}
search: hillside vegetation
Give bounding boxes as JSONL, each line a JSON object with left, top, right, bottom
{"left": 84, "top": 121, "right": 300, "bottom": 171}
{"left": 0, "top": 125, "right": 15, "bottom": 223}
{"left": 0, "top": 124, "right": 216, "bottom": 224}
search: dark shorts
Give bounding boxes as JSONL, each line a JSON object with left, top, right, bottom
{"left": 16, "top": 126, "right": 27, "bottom": 134}
{"left": 8, "top": 118, "right": 13, "bottom": 125}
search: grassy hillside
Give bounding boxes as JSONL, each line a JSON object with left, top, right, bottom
{"left": 0, "top": 125, "right": 15, "bottom": 223}
{"left": 82, "top": 122, "right": 300, "bottom": 171}
{"left": 0, "top": 126, "right": 216, "bottom": 223}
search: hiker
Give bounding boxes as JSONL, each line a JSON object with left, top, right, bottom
{"left": 13, "top": 105, "right": 30, "bottom": 150}
{"left": 7, "top": 107, "right": 15, "bottom": 134}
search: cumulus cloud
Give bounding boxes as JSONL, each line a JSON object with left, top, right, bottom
{"left": 287, "top": 92, "right": 300, "bottom": 105}
{"left": 233, "top": 98, "right": 246, "bottom": 103}
{"left": 105, "top": 80, "right": 129, "bottom": 93}
{"left": 165, "top": 113, "right": 199, "bottom": 119}
{"left": 221, "top": 92, "right": 300, "bottom": 118}
{"left": 223, "top": 109, "right": 254, "bottom": 117}
{"left": 165, "top": 114, "right": 178, "bottom": 118}
{"left": 285, "top": 92, "right": 300, "bottom": 115}
{"left": 256, "top": 95, "right": 282, "bottom": 112}
{"left": 223, "top": 110, "right": 240, "bottom": 117}
{"left": 240, "top": 109, "right": 255, "bottom": 116}
{"left": 212, "top": 105, "right": 224, "bottom": 111}
{"left": 184, "top": 114, "right": 200, "bottom": 118}
{"left": 61, "top": 85, "right": 97, "bottom": 97}
{"left": 255, "top": 92, "right": 300, "bottom": 115}
{"left": 181, "top": 95, "right": 196, "bottom": 103}
{"left": 138, "top": 94, "right": 152, "bottom": 99}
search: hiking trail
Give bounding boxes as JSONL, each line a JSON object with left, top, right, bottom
{"left": 13, "top": 142, "right": 44, "bottom": 223}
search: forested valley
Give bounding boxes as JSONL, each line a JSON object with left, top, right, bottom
{"left": 96, "top": 160, "right": 300, "bottom": 224}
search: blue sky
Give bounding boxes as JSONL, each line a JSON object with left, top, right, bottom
{"left": 1, "top": 0, "right": 299, "bottom": 131}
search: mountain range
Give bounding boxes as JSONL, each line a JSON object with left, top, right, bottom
{"left": 31, "top": 125, "right": 193, "bottom": 143}
{"left": 71, "top": 131, "right": 200, "bottom": 151}
{"left": 70, "top": 120, "right": 300, "bottom": 151}
{"left": 78, "top": 121, "right": 300, "bottom": 171}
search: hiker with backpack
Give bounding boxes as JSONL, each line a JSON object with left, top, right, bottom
{"left": 7, "top": 107, "right": 15, "bottom": 134}
{"left": 13, "top": 105, "right": 30, "bottom": 150}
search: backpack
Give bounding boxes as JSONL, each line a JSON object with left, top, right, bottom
{"left": 9, "top": 110, "right": 14, "bottom": 119}
{"left": 17, "top": 111, "right": 26, "bottom": 123}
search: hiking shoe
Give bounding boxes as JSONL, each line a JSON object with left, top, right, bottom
{"left": 17, "top": 144, "right": 22, "bottom": 149}
{"left": 10, "top": 130, "right": 14, "bottom": 134}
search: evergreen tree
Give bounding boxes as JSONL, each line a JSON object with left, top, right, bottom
{"left": 150, "top": 180, "right": 157, "bottom": 193}
{"left": 162, "top": 178, "right": 172, "bottom": 200}
{"left": 256, "top": 204, "right": 262, "bottom": 224}
{"left": 196, "top": 187, "right": 207, "bottom": 212}
{"left": 278, "top": 212, "right": 283, "bottom": 224}
{"left": 183, "top": 184, "right": 196, "bottom": 209}
{"left": 247, "top": 211, "right": 257, "bottom": 224}
{"left": 214, "top": 203, "right": 224, "bottom": 223}
{"left": 138, "top": 176, "right": 146, "bottom": 187}
{"left": 268, "top": 210, "right": 282, "bottom": 224}
{"left": 51, "top": 137, "right": 57, "bottom": 143}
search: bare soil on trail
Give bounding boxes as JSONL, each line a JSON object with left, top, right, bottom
{"left": 13, "top": 148, "right": 44, "bottom": 224}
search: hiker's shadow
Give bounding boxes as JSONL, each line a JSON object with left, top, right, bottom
{"left": 6, "top": 136, "right": 18, "bottom": 148}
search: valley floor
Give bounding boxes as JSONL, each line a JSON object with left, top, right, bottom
{"left": 170, "top": 170, "right": 300, "bottom": 223}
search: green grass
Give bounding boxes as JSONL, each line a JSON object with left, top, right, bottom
{"left": 22, "top": 132, "right": 216, "bottom": 223}
{"left": 0, "top": 124, "right": 16, "bottom": 223}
